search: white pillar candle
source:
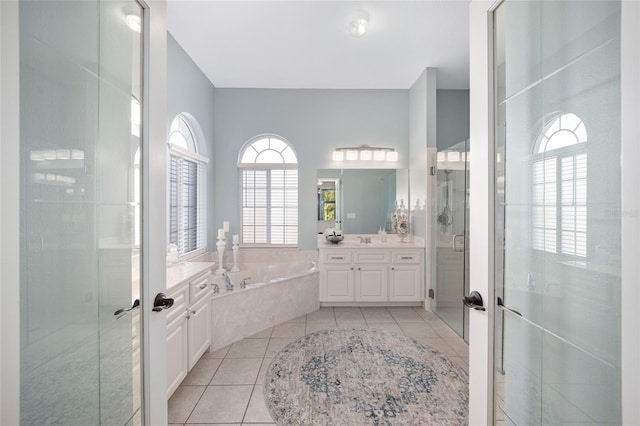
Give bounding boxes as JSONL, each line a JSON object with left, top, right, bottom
{"left": 223, "top": 221, "right": 230, "bottom": 233}
{"left": 232, "top": 234, "right": 239, "bottom": 244}
{"left": 218, "top": 228, "right": 225, "bottom": 239}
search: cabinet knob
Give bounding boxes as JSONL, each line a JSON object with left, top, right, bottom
{"left": 350, "top": 267, "right": 354, "bottom": 270}
{"left": 392, "top": 267, "right": 395, "bottom": 270}
{"left": 358, "top": 267, "right": 361, "bottom": 270}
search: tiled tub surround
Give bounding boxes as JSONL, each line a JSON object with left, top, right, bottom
{"left": 183, "top": 249, "right": 320, "bottom": 352}
{"left": 210, "top": 269, "right": 319, "bottom": 351}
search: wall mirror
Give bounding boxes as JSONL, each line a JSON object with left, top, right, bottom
{"left": 317, "top": 169, "right": 409, "bottom": 234}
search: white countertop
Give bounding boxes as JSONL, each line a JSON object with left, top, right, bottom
{"left": 317, "top": 234, "right": 425, "bottom": 249}
{"left": 166, "top": 261, "right": 215, "bottom": 290}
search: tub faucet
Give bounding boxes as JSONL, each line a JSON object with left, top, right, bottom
{"left": 240, "top": 277, "right": 251, "bottom": 289}
{"left": 222, "top": 271, "right": 233, "bottom": 291}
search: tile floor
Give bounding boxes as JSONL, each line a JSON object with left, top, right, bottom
{"left": 168, "top": 306, "right": 469, "bottom": 425}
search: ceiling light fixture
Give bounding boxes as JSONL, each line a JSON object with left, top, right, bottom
{"left": 351, "top": 18, "right": 368, "bottom": 37}
{"left": 349, "top": 11, "right": 369, "bottom": 38}
{"left": 332, "top": 145, "right": 398, "bottom": 162}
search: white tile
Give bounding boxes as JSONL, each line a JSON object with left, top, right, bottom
{"left": 412, "top": 307, "right": 441, "bottom": 321}
{"left": 247, "top": 328, "right": 273, "bottom": 339}
{"left": 336, "top": 320, "right": 367, "bottom": 328}
{"left": 271, "top": 322, "right": 306, "bottom": 339}
{"left": 334, "top": 308, "right": 364, "bottom": 321}
{"left": 168, "top": 385, "right": 206, "bottom": 424}
{"left": 202, "top": 345, "right": 230, "bottom": 359}
{"left": 367, "top": 322, "right": 404, "bottom": 335}
{"left": 210, "top": 358, "right": 262, "bottom": 385}
{"left": 256, "top": 358, "right": 273, "bottom": 385}
{"left": 414, "top": 337, "right": 458, "bottom": 357}
{"left": 186, "top": 385, "right": 252, "bottom": 424}
{"left": 182, "top": 358, "right": 222, "bottom": 386}
{"left": 387, "top": 307, "right": 425, "bottom": 322}
{"left": 306, "top": 308, "right": 335, "bottom": 322}
{"left": 305, "top": 321, "right": 337, "bottom": 334}
{"left": 397, "top": 322, "right": 439, "bottom": 338}
{"left": 226, "top": 339, "right": 269, "bottom": 359}
{"left": 265, "top": 338, "right": 295, "bottom": 357}
{"left": 362, "top": 309, "right": 395, "bottom": 323}
{"left": 445, "top": 337, "right": 469, "bottom": 357}
{"left": 243, "top": 385, "right": 275, "bottom": 423}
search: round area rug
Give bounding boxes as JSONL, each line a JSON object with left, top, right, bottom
{"left": 264, "top": 328, "right": 468, "bottom": 425}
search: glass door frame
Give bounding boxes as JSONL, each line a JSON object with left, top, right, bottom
{"left": 469, "top": 0, "right": 640, "bottom": 424}
{"left": 0, "top": 1, "right": 170, "bottom": 424}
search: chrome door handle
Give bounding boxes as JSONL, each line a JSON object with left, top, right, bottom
{"left": 462, "top": 291, "right": 486, "bottom": 311}
{"left": 453, "top": 234, "right": 465, "bottom": 252}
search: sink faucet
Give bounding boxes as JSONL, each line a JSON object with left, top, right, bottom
{"left": 211, "top": 283, "right": 220, "bottom": 294}
{"left": 359, "top": 236, "right": 371, "bottom": 244}
{"left": 222, "top": 271, "right": 233, "bottom": 291}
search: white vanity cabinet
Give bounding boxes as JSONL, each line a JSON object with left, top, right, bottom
{"left": 319, "top": 242, "right": 423, "bottom": 304}
{"left": 389, "top": 251, "right": 423, "bottom": 301}
{"left": 165, "top": 264, "right": 214, "bottom": 398}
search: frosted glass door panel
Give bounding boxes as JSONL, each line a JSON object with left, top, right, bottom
{"left": 20, "top": 1, "right": 143, "bottom": 424}
{"left": 494, "top": 1, "right": 621, "bottom": 424}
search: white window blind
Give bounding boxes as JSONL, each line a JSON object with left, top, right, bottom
{"left": 531, "top": 113, "right": 587, "bottom": 258}
{"left": 239, "top": 135, "right": 298, "bottom": 246}
{"left": 241, "top": 169, "right": 298, "bottom": 245}
{"left": 169, "top": 152, "right": 207, "bottom": 256}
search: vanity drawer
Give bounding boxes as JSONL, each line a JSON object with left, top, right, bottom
{"left": 392, "top": 251, "right": 422, "bottom": 263}
{"left": 353, "top": 251, "right": 390, "bottom": 263}
{"left": 166, "top": 285, "right": 188, "bottom": 324}
{"left": 323, "top": 252, "right": 352, "bottom": 263}
{"left": 190, "top": 271, "right": 212, "bottom": 304}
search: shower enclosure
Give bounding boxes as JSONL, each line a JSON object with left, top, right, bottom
{"left": 431, "top": 140, "right": 470, "bottom": 340}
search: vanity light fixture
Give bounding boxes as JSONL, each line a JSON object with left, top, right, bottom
{"left": 332, "top": 145, "right": 398, "bottom": 162}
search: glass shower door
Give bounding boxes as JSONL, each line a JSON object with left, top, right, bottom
{"left": 20, "top": 1, "right": 143, "bottom": 424}
{"left": 431, "top": 140, "right": 470, "bottom": 340}
{"left": 494, "top": 1, "right": 622, "bottom": 424}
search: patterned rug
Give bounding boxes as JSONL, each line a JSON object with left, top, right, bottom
{"left": 264, "top": 328, "right": 469, "bottom": 425}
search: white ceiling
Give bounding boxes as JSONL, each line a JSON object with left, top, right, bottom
{"left": 167, "top": 1, "right": 470, "bottom": 90}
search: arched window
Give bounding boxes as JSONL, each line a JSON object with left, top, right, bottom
{"left": 239, "top": 135, "right": 298, "bottom": 245}
{"left": 532, "top": 113, "right": 587, "bottom": 257}
{"left": 168, "top": 114, "right": 208, "bottom": 257}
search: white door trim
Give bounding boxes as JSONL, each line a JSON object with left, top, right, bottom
{"left": 469, "top": 1, "right": 499, "bottom": 424}
{"left": 620, "top": 1, "right": 640, "bottom": 423}
{"left": 141, "top": 1, "right": 169, "bottom": 425}
{"left": 0, "top": 1, "right": 21, "bottom": 424}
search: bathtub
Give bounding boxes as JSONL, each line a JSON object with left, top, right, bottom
{"left": 208, "top": 259, "right": 319, "bottom": 351}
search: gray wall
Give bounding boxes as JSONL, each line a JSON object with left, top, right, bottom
{"left": 437, "top": 89, "right": 469, "bottom": 150}
{"left": 167, "top": 34, "right": 216, "bottom": 247}
{"left": 213, "top": 89, "right": 409, "bottom": 250}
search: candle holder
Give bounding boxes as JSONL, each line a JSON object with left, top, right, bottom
{"left": 215, "top": 237, "right": 226, "bottom": 274}
{"left": 231, "top": 242, "right": 240, "bottom": 272}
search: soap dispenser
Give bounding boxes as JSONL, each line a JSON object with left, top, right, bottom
{"left": 380, "top": 226, "right": 387, "bottom": 242}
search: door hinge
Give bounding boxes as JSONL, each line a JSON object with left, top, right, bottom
{"left": 429, "top": 166, "right": 436, "bottom": 176}
{"left": 428, "top": 289, "right": 435, "bottom": 299}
